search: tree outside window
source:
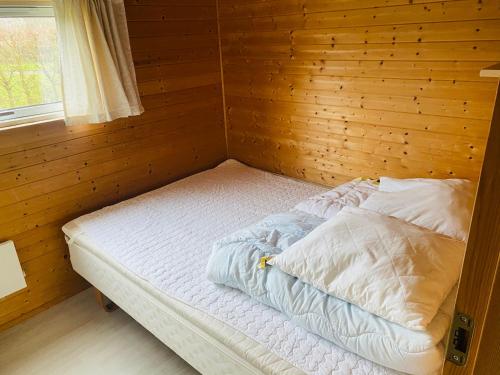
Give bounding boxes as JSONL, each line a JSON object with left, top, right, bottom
{"left": 0, "top": 17, "right": 62, "bottom": 111}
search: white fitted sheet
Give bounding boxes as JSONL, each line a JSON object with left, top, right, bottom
{"left": 63, "top": 160, "right": 403, "bottom": 375}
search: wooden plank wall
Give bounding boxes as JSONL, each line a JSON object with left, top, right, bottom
{"left": 0, "top": 0, "right": 226, "bottom": 330}
{"left": 218, "top": 0, "right": 500, "bottom": 185}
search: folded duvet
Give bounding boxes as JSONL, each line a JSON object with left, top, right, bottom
{"left": 206, "top": 210, "right": 454, "bottom": 375}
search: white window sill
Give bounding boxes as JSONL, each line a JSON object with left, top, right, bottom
{"left": 0, "top": 111, "right": 64, "bottom": 131}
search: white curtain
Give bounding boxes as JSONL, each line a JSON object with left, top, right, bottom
{"left": 53, "top": 0, "right": 143, "bottom": 125}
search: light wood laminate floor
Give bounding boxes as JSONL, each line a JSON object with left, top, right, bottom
{"left": 0, "top": 288, "right": 199, "bottom": 375}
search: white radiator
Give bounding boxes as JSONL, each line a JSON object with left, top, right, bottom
{"left": 0, "top": 240, "right": 27, "bottom": 298}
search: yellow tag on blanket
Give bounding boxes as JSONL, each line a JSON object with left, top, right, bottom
{"left": 258, "top": 256, "right": 273, "bottom": 269}
{"left": 356, "top": 176, "right": 380, "bottom": 185}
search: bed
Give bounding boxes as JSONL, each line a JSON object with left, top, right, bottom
{"left": 63, "top": 160, "right": 409, "bottom": 375}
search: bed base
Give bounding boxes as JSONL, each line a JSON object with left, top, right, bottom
{"left": 68, "top": 240, "right": 303, "bottom": 375}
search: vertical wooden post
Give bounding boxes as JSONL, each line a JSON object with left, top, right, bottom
{"left": 443, "top": 65, "right": 500, "bottom": 374}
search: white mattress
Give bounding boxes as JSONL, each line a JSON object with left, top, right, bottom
{"left": 63, "top": 160, "right": 401, "bottom": 375}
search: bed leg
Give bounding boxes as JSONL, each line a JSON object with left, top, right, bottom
{"left": 94, "top": 288, "right": 118, "bottom": 312}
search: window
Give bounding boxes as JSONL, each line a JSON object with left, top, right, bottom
{"left": 0, "top": 6, "right": 63, "bottom": 128}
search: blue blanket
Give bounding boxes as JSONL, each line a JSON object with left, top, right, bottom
{"left": 206, "top": 211, "right": 445, "bottom": 375}
{"left": 207, "top": 211, "right": 324, "bottom": 297}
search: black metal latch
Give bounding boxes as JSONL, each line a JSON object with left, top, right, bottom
{"left": 446, "top": 312, "right": 474, "bottom": 366}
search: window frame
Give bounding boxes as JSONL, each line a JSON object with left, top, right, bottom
{"left": 0, "top": 5, "right": 64, "bottom": 130}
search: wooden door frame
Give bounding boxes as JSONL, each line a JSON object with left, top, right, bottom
{"left": 442, "top": 65, "right": 500, "bottom": 375}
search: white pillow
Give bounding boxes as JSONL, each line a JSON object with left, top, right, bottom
{"left": 269, "top": 207, "right": 465, "bottom": 330}
{"left": 360, "top": 179, "right": 474, "bottom": 241}
{"left": 379, "top": 176, "right": 472, "bottom": 193}
{"left": 294, "top": 178, "right": 378, "bottom": 219}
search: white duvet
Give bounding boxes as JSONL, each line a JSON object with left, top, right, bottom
{"left": 294, "top": 178, "right": 378, "bottom": 219}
